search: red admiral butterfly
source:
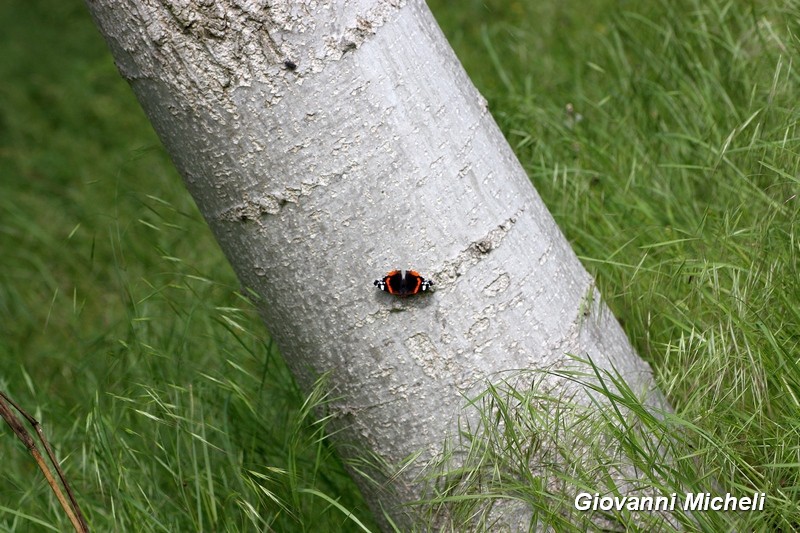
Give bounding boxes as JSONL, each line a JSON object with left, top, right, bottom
{"left": 374, "top": 270, "right": 434, "bottom": 297}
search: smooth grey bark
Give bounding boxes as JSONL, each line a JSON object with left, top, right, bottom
{"left": 86, "top": 0, "right": 667, "bottom": 528}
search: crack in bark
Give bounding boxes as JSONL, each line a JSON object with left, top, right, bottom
{"left": 326, "top": 0, "right": 407, "bottom": 58}
{"left": 220, "top": 195, "right": 288, "bottom": 222}
{"left": 436, "top": 208, "right": 523, "bottom": 287}
{"left": 219, "top": 172, "right": 337, "bottom": 222}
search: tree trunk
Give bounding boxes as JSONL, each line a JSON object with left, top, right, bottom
{"left": 86, "top": 0, "right": 667, "bottom": 528}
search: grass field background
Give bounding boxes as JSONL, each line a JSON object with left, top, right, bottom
{"left": 1, "top": 0, "right": 798, "bottom": 530}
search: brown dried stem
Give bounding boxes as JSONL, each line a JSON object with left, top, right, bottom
{"left": 0, "top": 391, "right": 89, "bottom": 533}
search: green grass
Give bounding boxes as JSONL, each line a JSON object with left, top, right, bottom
{"left": 2, "top": 0, "right": 799, "bottom": 531}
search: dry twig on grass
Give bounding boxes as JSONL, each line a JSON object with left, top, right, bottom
{"left": 0, "top": 391, "right": 89, "bottom": 533}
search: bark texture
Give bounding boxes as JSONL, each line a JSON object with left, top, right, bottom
{"left": 86, "top": 0, "right": 667, "bottom": 528}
